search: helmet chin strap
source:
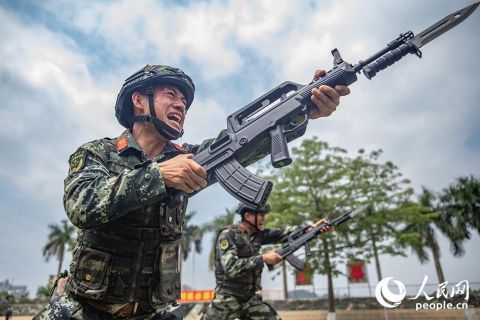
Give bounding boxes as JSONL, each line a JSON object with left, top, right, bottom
{"left": 131, "top": 86, "right": 184, "bottom": 140}
{"left": 243, "top": 213, "right": 262, "bottom": 233}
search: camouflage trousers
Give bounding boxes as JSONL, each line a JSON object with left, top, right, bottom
{"left": 202, "top": 293, "right": 280, "bottom": 320}
{"left": 33, "top": 293, "right": 178, "bottom": 320}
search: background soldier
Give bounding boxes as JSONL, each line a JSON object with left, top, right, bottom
{"left": 0, "top": 293, "right": 14, "bottom": 320}
{"left": 34, "top": 65, "right": 349, "bottom": 320}
{"left": 203, "top": 203, "right": 332, "bottom": 320}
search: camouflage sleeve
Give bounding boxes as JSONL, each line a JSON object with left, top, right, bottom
{"left": 182, "top": 137, "right": 216, "bottom": 155}
{"left": 217, "top": 230, "right": 264, "bottom": 278}
{"left": 261, "top": 226, "right": 301, "bottom": 245}
{"left": 181, "top": 130, "right": 224, "bottom": 155}
{"left": 64, "top": 144, "right": 167, "bottom": 229}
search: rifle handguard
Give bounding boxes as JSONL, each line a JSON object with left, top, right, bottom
{"left": 363, "top": 42, "right": 420, "bottom": 79}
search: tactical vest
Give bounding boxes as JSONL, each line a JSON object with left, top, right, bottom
{"left": 65, "top": 137, "right": 187, "bottom": 312}
{"left": 214, "top": 224, "right": 263, "bottom": 298}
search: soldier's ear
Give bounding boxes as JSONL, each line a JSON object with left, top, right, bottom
{"left": 132, "top": 92, "right": 147, "bottom": 115}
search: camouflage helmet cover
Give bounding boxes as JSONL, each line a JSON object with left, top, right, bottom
{"left": 115, "top": 65, "right": 195, "bottom": 128}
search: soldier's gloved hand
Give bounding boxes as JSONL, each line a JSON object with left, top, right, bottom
{"left": 157, "top": 154, "right": 207, "bottom": 193}
{"left": 262, "top": 250, "right": 283, "bottom": 266}
{"left": 308, "top": 69, "right": 350, "bottom": 119}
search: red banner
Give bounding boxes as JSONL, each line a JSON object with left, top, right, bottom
{"left": 295, "top": 268, "right": 312, "bottom": 285}
{"left": 347, "top": 260, "right": 367, "bottom": 283}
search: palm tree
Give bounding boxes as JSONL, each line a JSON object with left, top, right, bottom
{"left": 439, "top": 175, "right": 480, "bottom": 248}
{"left": 179, "top": 211, "right": 204, "bottom": 289}
{"left": 202, "top": 208, "right": 236, "bottom": 270}
{"left": 180, "top": 211, "right": 203, "bottom": 268}
{"left": 397, "top": 187, "right": 464, "bottom": 284}
{"left": 42, "top": 220, "right": 76, "bottom": 276}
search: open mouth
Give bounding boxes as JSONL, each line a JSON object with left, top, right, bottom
{"left": 166, "top": 113, "right": 182, "bottom": 127}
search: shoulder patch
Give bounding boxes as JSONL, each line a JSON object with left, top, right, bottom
{"left": 68, "top": 149, "right": 86, "bottom": 174}
{"left": 219, "top": 239, "right": 230, "bottom": 250}
{"left": 172, "top": 143, "right": 186, "bottom": 152}
{"left": 116, "top": 135, "right": 128, "bottom": 151}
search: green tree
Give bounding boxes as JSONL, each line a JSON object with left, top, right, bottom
{"left": 180, "top": 211, "right": 204, "bottom": 289}
{"left": 42, "top": 219, "right": 76, "bottom": 276}
{"left": 202, "top": 207, "right": 237, "bottom": 270}
{"left": 36, "top": 284, "right": 52, "bottom": 299}
{"left": 265, "top": 137, "right": 414, "bottom": 315}
{"left": 180, "top": 211, "right": 203, "bottom": 262}
{"left": 345, "top": 149, "right": 414, "bottom": 282}
{"left": 395, "top": 187, "right": 467, "bottom": 284}
{"left": 265, "top": 138, "right": 354, "bottom": 315}
{"left": 440, "top": 175, "right": 480, "bottom": 243}
{"left": 396, "top": 176, "right": 480, "bottom": 284}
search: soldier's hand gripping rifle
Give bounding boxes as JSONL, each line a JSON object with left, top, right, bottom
{"left": 171, "top": 3, "right": 478, "bottom": 209}
{"left": 267, "top": 205, "right": 369, "bottom": 271}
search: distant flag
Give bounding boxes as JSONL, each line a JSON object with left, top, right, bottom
{"left": 347, "top": 260, "right": 368, "bottom": 283}
{"left": 295, "top": 267, "right": 313, "bottom": 286}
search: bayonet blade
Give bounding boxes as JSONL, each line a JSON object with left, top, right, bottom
{"left": 349, "top": 204, "right": 369, "bottom": 218}
{"left": 411, "top": 2, "right": 479, "bottom": 49}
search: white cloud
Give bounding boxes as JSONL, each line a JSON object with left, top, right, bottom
{"left": 0, "top": 8, "right": 117, "bottom": 208}
{"left": 172, "top": 2, "right": 243, "bottom": 80}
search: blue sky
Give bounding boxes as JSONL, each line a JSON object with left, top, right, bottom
{"left": 0, "top": 0, "right": 479, "bottom": 298}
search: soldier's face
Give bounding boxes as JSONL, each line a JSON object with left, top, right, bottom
{"left": 245, "top": 212, "right": 266, "bottom": 231}
{"left": 150, "top": 84, "right": 187, "bottom": 132}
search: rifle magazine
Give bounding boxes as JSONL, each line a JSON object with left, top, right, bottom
{"left": 214, "top": 158, "right": 272, "bottom": 208}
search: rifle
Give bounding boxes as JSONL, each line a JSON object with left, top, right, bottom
{"left": 268, "top": 205, "right": 368, "bottom": 271}
{"left": 172, "top": 3, "right": 478, "bottom": 208}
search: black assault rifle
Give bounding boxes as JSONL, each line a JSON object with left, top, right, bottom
{"left": 267, "top": 205, "right": 368, "bottom": 271}
{"left": 172, "top": 3, "right": 478, "bottom": 208}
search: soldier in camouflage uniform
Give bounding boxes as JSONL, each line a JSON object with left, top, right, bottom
{"left": 34, "top": 65, "right": 349, "bottom": 320}
{"left": 203, "top": 203, "right": 332, "bottom": 320}
{"left": 0, "top": 293, "right": 14, "bottom": 320}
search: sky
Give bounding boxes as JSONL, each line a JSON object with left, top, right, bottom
{"left": 0, "top": 0, "right": 479, "bottom": 299}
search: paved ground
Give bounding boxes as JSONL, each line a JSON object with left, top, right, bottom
{"left": 278, "top": 309, "right": 479, "bottom": 320}
{"left": 278, "top": 310, "right": 327, "bottom": 319}
{"left": 10, "top": 308, "right": 480, "bottom": 320}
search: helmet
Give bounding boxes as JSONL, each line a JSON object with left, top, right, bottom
{"left": 115, "top": 65, "right": 195, "bottom": 129}
{"left": 235, "top": 203, "right": 271, "bottom": 216}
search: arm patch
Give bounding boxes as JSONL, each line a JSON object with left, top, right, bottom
{"left": 220, "top": 239, "right": 230, "bottom": 250}
{"left": 68, "top": 149, "right": 86, "bottom": 174}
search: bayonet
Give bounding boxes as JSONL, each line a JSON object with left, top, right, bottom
{"left": 411, "top": 2, "right": 480, "bottom": 49}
